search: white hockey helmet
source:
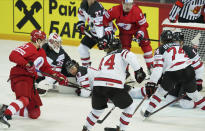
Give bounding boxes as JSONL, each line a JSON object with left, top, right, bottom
{"left": 48, "top": 33, "right": 62, "bottom": 53}
{"left": 122, "top": 0, "right": 133, "bottom": 12}
{"left": 123, "top": 0, "right": 133, "bottom": 3}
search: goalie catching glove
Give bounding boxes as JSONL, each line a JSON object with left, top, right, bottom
{"left": 134, "top": 67, "right": 146, "bottom": 83}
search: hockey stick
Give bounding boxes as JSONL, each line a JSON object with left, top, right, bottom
{"left": 97, "top": 105, "right": 115, "bottom": 124}
{"left": 97, "top": 95, "right": 147, "bottom": 124}
{"left": 78, "top": 30, "right": 99, "bottom": 43}
{"left": 36, "top": 70, "right": 92, "bottom": 91}
{"left": 133, "top": 95, "right": 148, "bottom": 115}
{"left": 125, "top": 81, "right": 136, "bottom": 85}
{"left": 103, "top": 96, "right": 148, "bottom": 130}
{"left": 132, "top": 37, "right": 159, "bottom": 42}
{"left": 148, "top": 94, "right": 187, "bottom": 117}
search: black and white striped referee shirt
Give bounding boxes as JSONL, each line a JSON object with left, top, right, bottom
{"left": 169, "top": 0, "right": 205, "bottom": 23}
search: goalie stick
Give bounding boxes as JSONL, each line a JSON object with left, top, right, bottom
{"left": 132, "top": 37, "right": 159, "bottom": 42}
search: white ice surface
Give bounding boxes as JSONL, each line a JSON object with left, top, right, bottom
{"left": 0, "top": 40, "right": 205, "bottom": 131}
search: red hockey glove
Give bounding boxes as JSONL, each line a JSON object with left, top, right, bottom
{"left": 134, "top": 68, "right": 146, "bottom": 84}
{"left": 54, "top": 72, "right": 69, "bottom": 86}
{"left": 26, "top": 61, "right": 38, "bottom": 78}
{"left": 76, "top": 21, "right": 85, "bottom": 34}
{"left": 196, "top": 79, "right": 203, "bottom": 91}
{"left": 145, "top": 82, "right": 157, "bottom": 98}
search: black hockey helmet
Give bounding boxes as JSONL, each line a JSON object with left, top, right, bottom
{"left": 160, "top": 30, "right": 173, "bottom": 44}
{"left": 65, "top": 60, "right": 79, "bottom": 74}
{"left": 173, "top": 32, "right": 184, "bottom": 42}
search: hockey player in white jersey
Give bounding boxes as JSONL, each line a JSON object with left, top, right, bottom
{"left": 142, "top": 30, "right": 205, "bottom": 118}
{"left": 164, "top": 32, "right": 204, "bottom": 109}
{"left": 65, "top": 60, "right": 97, "bottom": 97}
{"left": 77, "top": 0, "right": 115, "bottom": 67}
{"left": 65, "top": 59, "right": 146, "bottom": 99}
{"left": 81, "top": 38, "right": 146, "bottom": 131}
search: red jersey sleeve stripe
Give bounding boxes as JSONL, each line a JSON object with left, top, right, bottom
{"left": 124, "top": 51, "right": 129, "bottom": 59}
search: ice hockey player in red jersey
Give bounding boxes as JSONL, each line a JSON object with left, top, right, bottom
{"left": 81, "top": 38, "right": 146, "bottom": 131}
{"left": 103, "top": 0, "right": 154, "bottom": 74}
{"left": 0, "top": 30, "right": 68, "bottom": 128}
{"left": 142, "top": 30, "right": 205, "bottom": 118}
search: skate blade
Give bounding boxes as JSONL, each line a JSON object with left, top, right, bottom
{"left": 104, "top": 127, "right": 116, "bottom": 131}
{"left": 0, "top": 122, "right": 10, "bottom": 129}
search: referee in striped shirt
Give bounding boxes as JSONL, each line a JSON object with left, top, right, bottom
{"left": 169, "top": 0, "right": 205, "bottom": 23}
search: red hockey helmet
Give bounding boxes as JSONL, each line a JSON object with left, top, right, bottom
{"left": 31, "top": 30, "right": 46, "bottom": 42}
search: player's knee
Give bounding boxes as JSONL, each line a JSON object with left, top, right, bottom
{"left": 78, "top": 44, "right": 90, "bottom": 56}
{"left": 19, "top": 96, "right": 29, "bottom": 107}
{"left": 179, "top": 99, "right": 195, "bottom": 109}
{"left": 28, "top": 107, "right": 41, "bottom": 119}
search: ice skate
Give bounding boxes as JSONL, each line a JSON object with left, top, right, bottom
{"left": 82, "top": 126, "right": 90, "bottom": 131}
{"left": 0, "top": 114, "right": 10, "bottom": 128}
{"left": 104, "top": 126, "right": 124, "bottom": 131}
{"left": 140, "top": 110, "right": 151, "bottom": 120}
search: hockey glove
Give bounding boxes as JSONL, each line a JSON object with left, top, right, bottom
{"left": 98, "top": 31, "right": 114, "bottom": 50}
{"left": 134, "top": 67, "right": 146, "bottom": 84}
{"left": 145, "top": 82, "right": 157, "bottom": 98}
{"left": 26, "top": 61, "right": 38, "bottom": 78}
{"left": 76, "top": 21, "right": 85, "bottom": 34}
{"left": 54, "top": 72, "right": 69, "bottom": 86}
{"left": 98, "top": 38, "right": 108, "bottom": 50}
{"left": 196, "top": 79, "right": 203, "bottom": 91}
{"left": 135, "top": 31, "right": 144, "bottom": 42}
